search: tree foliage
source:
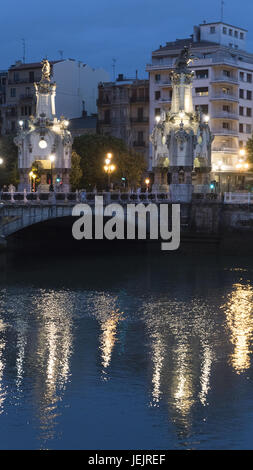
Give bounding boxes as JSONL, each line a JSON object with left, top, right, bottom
{"left": 72, "top": 134, "right": 147, "bottom": 190}
{"left": 0, "top": 136, "right": 19, "bottom": 188}
{"left": 70, "top": 151, "right": 83, "bottom": 190}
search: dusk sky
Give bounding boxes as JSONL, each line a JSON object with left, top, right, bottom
{"left": 0, "top": 0, "right": 252, "bottom": 79}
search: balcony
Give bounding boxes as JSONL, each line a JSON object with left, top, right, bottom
{"left": 158, "top": 97, "right": 172, "bottom": 104}
{"left": 6, "top": 110, "right": 17, "bottom": 118}
{"left": 130, "top": 96, "right": 149, "bottom": 103}
{"left": 211, "top": 75, "right": 238, "bottom": 85}
{"left": 130, "top": 117, "right": 149, "bottom": 123}
{"left": 19, "top": 94, "right": 34, "bottom": 101}
{"left": 133, "top": 141, "right": 146, "bottom": 147}
{"left": 212, "top": 112, "right": 239, "bottom": 120}
{"left": 212, "top": 128, "right": 239, "bottom": 137}
{"left": 212, "top": 147, "right": 239, "bottom": 154}
{"left": 210, "top": 93, "right": 238, "bottom": 102}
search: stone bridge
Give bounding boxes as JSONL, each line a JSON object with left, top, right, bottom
{"left": 0, "top": 191, "right": 172, "bottom": 238}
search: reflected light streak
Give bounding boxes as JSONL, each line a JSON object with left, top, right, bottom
{"left": 100, "top": 309, "right": 123, "bottom": 377}
{"left": 223, "top": 283, "right": 253, "bottom": 374}
{"left": 0, "top": 319, "right": 7, "bottom": 413}
{"left": 199, "top": 345, "right": 212, "bottom": 406}
{"left": 150, "top": 332, "right": 166, "bottom": 406}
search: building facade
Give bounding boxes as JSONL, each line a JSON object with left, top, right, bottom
{"left": 0, "top": 59, "right": 109, "bottom": 136}
{"left": 97, "top": 75, "right": 149, "bottom": 161}
{"left": 147, "top": 21, "right": 253, "bottom": 190}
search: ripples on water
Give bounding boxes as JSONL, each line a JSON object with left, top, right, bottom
{"left": 0, "top": 249, "right": 253, "bottom": 449}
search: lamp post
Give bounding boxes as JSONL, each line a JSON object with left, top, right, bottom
{"left": 145, "top": 178, "right": 150, "bottom": 192}
{"left": 235, "top": 149, "right": 249, "bottom": 190}
{"left": 49, "top": 154, "right": 55, "bottom": 192}
{"left": 104, "top": 153, "right": 115, "bottom": 190}
{"left": 212, "top": 160, "right": 225, "bottom": 192}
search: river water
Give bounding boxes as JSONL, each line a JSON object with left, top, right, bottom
{"left": 0, "top": 245, "right": 253, "bottom": 450}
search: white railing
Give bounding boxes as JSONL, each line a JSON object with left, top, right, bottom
{"left": 211, "top": 93, "right": 238, "bottom": 101}
{"left": 224, "top": 192, "right": 253, "bottom": 204}
{"left": 0, "top": 190, "right": 171, "bottom": 205}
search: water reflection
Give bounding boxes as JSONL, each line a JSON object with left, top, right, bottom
{"left": 0, "top": 318, "right": 6, "bottom": 413}
{"left": 1, "top": 251, "right": 253, "bottom": 449}
{"left": 223, "top": 283, "right": 253, "bottom": 374}
{"left": 32, "top": 290, "right": 74, "bottom": 442}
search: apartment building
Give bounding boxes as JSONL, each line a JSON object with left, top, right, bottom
{"left": 97, "top": 74, "right": 149, "bottom": 160}
{"left": 147, "top": 21, "right": 253, "bottom": 185}
{"left": 0, "top": 71, "right": 7, "bottom": 135}
{"left": 0, "top": 59, "right": 109, "bottom": 135}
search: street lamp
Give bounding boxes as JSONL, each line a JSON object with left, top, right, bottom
{"left": 39, "top": 137, "right": 47, "bottom": 149}
{"left": 0, "top": 158, "right": 3, "bottom": 165}
{"left": 145, "top": 178, "right": 150, "bottom": 192}
{"left": 104, "top": 153, "right": 115, "bottom": 189}
{"left": 49, "top": 154, "right": 55, "bottom": 192}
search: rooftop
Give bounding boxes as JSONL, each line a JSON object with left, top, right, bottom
{"left": 199, "top": 21, "right": 247, "bottom": 32}
{"left": 154, "top": 38, "right": 220, "bottom": 53}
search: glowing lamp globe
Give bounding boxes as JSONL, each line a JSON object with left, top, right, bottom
{"left": 39, "top": 138, "right": 47, "bottom": 149}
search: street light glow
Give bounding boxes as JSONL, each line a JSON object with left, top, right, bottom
{"left": 0, "top": 158, "right": 3, "bottom": 165}
{"left": 49, "top": 154, "right": 55, "bottom": 162}
{"left": 39, "top": 138, "right": 47, "bottom": 149}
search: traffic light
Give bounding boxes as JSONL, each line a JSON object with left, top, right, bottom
{"left": 56, "top": 176, "right": 62, "bottom": 184}
{"left": 210, "top": 180, "right": 217, "bottom": 192}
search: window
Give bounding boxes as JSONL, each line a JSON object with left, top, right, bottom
{"left": 223, "top": 105, "right": 230, "bottom": 112}
{"left": 155, "top": 108, "right": 160, "bottom": 117}
{"left": 104, "top": 109, "right": 110, "bottom": 123}
{"left": 155, "top": 74, "right": 160, "bottom": 82}
{"left": 247, "top": 90, "right": 252, "bottom": 100}
{"left": 195, "top": 69, "right": 209, "bottom": 79}
{"left": 10, "top": 88, "right": 16, "bottom": 97}
{"left": 195, "top": 104, "right": 209, "bottom": 114}
{"left": 229, "top": 29, "right": 233, "bottom": 36}
{"left": 11, "top": 121, "right": 15, "bottom": 132}
{"left": 223, "top": 70, "right": 231, "bottom": 77}
{"left": 155, "top": 91, "right": 161, "bottom": 100}
{"left": 223, "top": 27, "right": 227, "bottom": 34}
{"left": 195, "top": 87, "right": 208, "bottom": 96}
{"left": 223, "top": 122, "right": 229, "bottom": 129}
{"left": 247, "top": 74, "right": 252, "bottom": 83}
{"left": 234, "top": 31, "right": 238, "bottom": 38}
{"left": 137, "top": 107, "right": 144, "bottom": 120}
{"left": 239, "top": 89, "right": 244, "bottom": 99}
{"left": 239, "top": 123, "right": 244, "bottom": 133}
{"left": 240, "top": 32, "right": 244, "bottom": 40}
{"left": 29, "top": 71, "right": 34, "bottom": 83}
{"left": 240, "top": 72, "right": 244, "bottom": 81}
{"left": 246, "top": 124, "right": 252, "bottom": 134}
{"left": 13, "top": 72, "right": 19, "bottom": 82}
{"left": 210, "top": 26, "right": 216, "bottom": 34}
{"left": 239, "top": 106, "right": 244, "bottom": 116}
{"left": 247, "top": 108, "right": 252, "bottom": 117}
{"left": 137, "top": 131, "right": 144, "bottom": 143}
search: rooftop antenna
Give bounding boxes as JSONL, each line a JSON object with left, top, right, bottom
{"left": 22, "top": 38, "right": 26, "bottom": 63}
{"left": 112, "top": 58, "right": 116, "bottom": 81}
{"left": 58, "top": 50, "right": 64, "bottom": 60}
{"left": 221, "top": 0, "right": 225, "bottom": 21}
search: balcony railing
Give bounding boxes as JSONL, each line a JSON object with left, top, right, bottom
{"left": 19, "top": 94, "right": 34, "bottom": 101}
{"left": 130, "top": 117, "right": 148, "bottom": 123}
{"left": 211, "top": 75, "right": 238, "bottom": 84}
{"left": 212, "top": 128, "right": 239, "bottom": 136}
{"left": 212, "top": 112, "right": 239, "bottom": 120}
{"left": 212, "top": 147, "right": 239, "bottom": 154}
{"left": 133, "top": 141, "right": 146, "bottom": 147}
{"left": 130, "top": 96, "right": 149, "bottom": 103}
{"left": 211, "top": 93, "right": 238, "bottom": 101}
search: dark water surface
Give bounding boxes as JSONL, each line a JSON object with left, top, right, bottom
{"left": 0, "top": 244, "right": 253, "bottom": 450}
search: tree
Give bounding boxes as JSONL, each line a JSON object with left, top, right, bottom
{"left": 0, "top": 136, "right": 19, "bottom": 188}
{"left": 70, "top": 151, "right": 83, "bottom": 190}
{"left": 72, "top": 134, "right": 147, "bottom": 190}
{"left": 246, "top": 136, "right": 253, "bottom": 164}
